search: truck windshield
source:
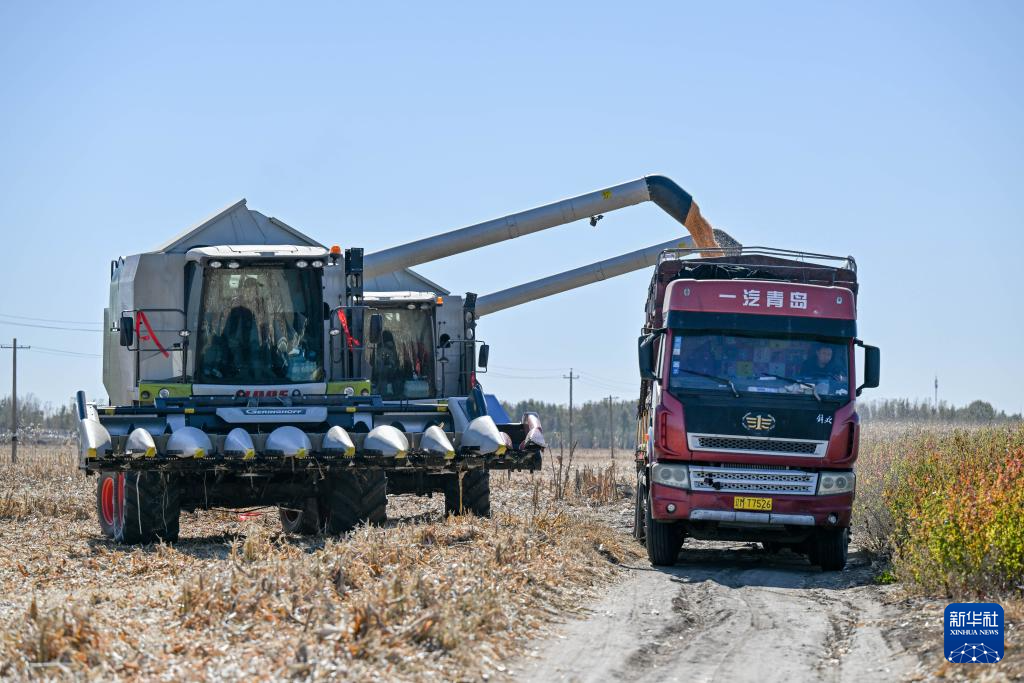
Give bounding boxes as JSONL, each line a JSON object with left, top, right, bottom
{"left": 667, "top": 333, "right": 850, "bottom": 400}
{"left": 365, "top": 306, "right": 435, "bottom": 400}
{"left": 195, "top": 265, "right": 324, "bottom": 384}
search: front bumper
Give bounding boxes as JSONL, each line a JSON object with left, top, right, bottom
{"left": 650, "top": 483, "right": 853, "bottom": 528}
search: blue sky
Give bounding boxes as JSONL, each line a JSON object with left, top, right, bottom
{"left": 1, "top": 1, "right": 1022, "bottom": 413}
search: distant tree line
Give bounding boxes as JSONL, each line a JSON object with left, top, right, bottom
{"left": 858, "top": 398, "right": 1021, "bottom": 424}
{"left": 0, "top": 393, "right": 78, "bottom": 439}
{"left": 501, "top": 399, "right": 637, "bottom": 450}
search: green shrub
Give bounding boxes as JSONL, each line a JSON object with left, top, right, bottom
{"left": 856, "top": 424, "right": 1024, "bottom": 595}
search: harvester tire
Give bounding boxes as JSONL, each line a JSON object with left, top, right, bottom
{"left": 644, "top": 487, "right": 683, "bottom": 566}
{"left": 814, "top": 528, "right": 849, "bottom": 571}
{"left": 443, "top": 470, "right": 490, "bottom": 518}
{"left": 96, "top": 472, "right": 116, "bottom": 538}
{"left": 323, "top": 470, "right": 387, "bottom": 534}
{"left": 279, "top": 498, "right": 323, "bottom": 535}
{"left": 113, "top": 472, "right": 181, "bottom": 544}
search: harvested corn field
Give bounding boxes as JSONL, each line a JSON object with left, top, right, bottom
{"left": 0, "top": 445, "right": 637, "bottom": 681}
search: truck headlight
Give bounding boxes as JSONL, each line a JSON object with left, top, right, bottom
{"left": 651, "top": 463, "right": 690, "bottom": 490}
{"left": 817, "top": 471, "right": 856, "bottom": 495}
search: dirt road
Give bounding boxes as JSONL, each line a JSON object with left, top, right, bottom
{"left": 517, "top": 540, "right": 917, "bottom": 683}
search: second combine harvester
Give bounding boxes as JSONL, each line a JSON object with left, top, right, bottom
{"left": 78, "top": 175, "right": 731, "bottom": 542}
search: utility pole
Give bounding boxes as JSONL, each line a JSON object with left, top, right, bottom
{"left": 607, "top": 395, "right": 619, "bottom": 460}
{"left": 2, "top": 338, "right": 30, "bottom": 464}
{"left": 562, "top": 368, "right": 579, "bottom": 449}
{"left": 934, "top": 375, "right": 939, "bottom": 413}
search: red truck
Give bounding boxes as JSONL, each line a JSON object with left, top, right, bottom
{"left": 634, "top": 247, "right": 880, "bottom": 570}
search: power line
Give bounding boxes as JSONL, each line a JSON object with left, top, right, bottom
{"left": 28, "top": 347, "right": 102, "bottom": 359}
{"left": 0, "top": 319, "right": 103, "bottom": 332}
{"left": 0, "top": 312, "right": 102, "bottom": 326}
{"left": 577, "top": 369, "right": 638, "bottom": 386}
{"left": 491, "top": 366, "right": 637, "bottom": 390}
{"left": 487, "top": 371, "right": 562, "bottom": 380}
{"left": 576, "top": 375, "right": 637, "bottom": 392}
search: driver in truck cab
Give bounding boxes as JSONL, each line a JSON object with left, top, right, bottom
{"left": 800, "top": 344, "right": 846, "bottom": 381}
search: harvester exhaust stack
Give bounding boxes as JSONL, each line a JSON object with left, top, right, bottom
{"left": 363, "top": 175, "right": 721, "bottom": 278}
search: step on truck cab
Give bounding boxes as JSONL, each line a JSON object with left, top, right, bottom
{"left": 634, "top": 247, "right": 881, "bottom": 570}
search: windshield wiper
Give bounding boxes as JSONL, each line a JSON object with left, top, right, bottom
{"left": 678, "top": 369, "right": 740, "bottom": 398}
{"left": 758, "top": 373, "right": 822, "bottom": 402}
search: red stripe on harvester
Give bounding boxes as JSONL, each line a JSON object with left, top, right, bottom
{"left": 337, "top": 309, "right": 360, "bottom": 348}
{"left": 135, "top": 311, "right": 170, "bottom": 358}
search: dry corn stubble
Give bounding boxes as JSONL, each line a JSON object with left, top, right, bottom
{"left": 0, "top": 444, "right": 640, "bottom": 681}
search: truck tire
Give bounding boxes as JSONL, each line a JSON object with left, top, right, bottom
{"left": 279, "top": 497, "right": 323, "bottom": 535}
{"left": 113, "top": 472, "right": 181, "bottom": 544}
{"left": 442, "top": 470, "right": 491, "bottom": 517}
{"left": 814, "top": 528, "right": 849, "bottom": 571}
{"left": 644, "top": 487, "right": 683, "bottom": 566}
{"left": 323, "top": 470, "right": 387, "bottom": 534}
{"left": 96, "top": 472, "right": 116, "bottom": 538}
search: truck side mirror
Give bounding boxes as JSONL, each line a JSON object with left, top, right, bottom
{"left": 857, "top": 345, "right": 881, "bottom": 396}
{"left": 477, "top": 343, "right": 490, "bottom": 370}
{"left": 368, "top": 314, "right": 383, "bottom": 345}
{"left": 638, "top": 333, "right": 659, "bottom": 381}
{"left": 119, "top": 315, "right": 134, "bottom": 347}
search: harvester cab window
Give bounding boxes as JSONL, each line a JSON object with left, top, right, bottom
{"left": 367, "top": 307, "right": 435, "bottom": 400}
{"left": 668, "top": 333, "right": 850, "bottom": 400}
{"left": 195, "top": 265, "right": 324, "bottom": 384}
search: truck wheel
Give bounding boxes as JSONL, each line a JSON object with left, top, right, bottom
{"left": 442, "top": 470, "right": 491, "bottom": 517}
{"left": 644, "top": 488, "right": 683, "bottom": 566}
{"left": 96, "top": 472, "right": 116, "bottom": 538}
{"left": 814, "top": 528, "right": 849, "bottom": 571}
{"left": 279, "top": 498, "right": 323, "bottom": 535}
{"left": 113, "top": 472, "right": 181, "bottom": 544}
{"left": 323, "top": 470, "right": 387, "bottom": 534}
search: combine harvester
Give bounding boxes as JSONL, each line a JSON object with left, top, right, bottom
{"left": 78, "top": 175, "right": 734, "bottom": 543}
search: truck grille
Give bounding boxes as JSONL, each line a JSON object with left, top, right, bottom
{"left": 689, "top": 465, "right": 818, "bottom": 496}
{"left": 688, "top": 433, "right": 827, "bottom": 457}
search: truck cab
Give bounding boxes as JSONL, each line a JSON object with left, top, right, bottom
{"left": 635, "top": 248, "right": 880, "bottom": 570}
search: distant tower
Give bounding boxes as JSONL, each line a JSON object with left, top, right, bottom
{"left": 934, "top": 375, "right": 939, "bottom": 411}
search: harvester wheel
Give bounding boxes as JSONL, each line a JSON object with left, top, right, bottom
{"left": 113, "top": 472, "right": 181, "bottom": 544}
{"left": 279, "top": 498, "right": 323, "bottom": 535}
{"left": 814, "top": 528, "right": 849, "bottom": 571}
{"left": 442, "top": 469, "right": 490, "bottom": 518}
{"left": 644, "top": 487, "right": 683, "bottom": 566}
{"left": 96, "top": 472, "right": 116, "bottom": 538}
{"left": 323, "top": 470, "right": 387, "bottom": 534}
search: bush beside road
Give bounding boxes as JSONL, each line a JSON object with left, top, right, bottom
{"left": 856, "top": 423, "right": 1023, "bottom": 679}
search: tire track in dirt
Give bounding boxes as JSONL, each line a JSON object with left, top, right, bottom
{"left": 515, "top": 541, "right": 917, "bottom": 683}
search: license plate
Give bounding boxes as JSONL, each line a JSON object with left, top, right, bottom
{"left": 734, "top": 496, "right": 772, "bottom": 511}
